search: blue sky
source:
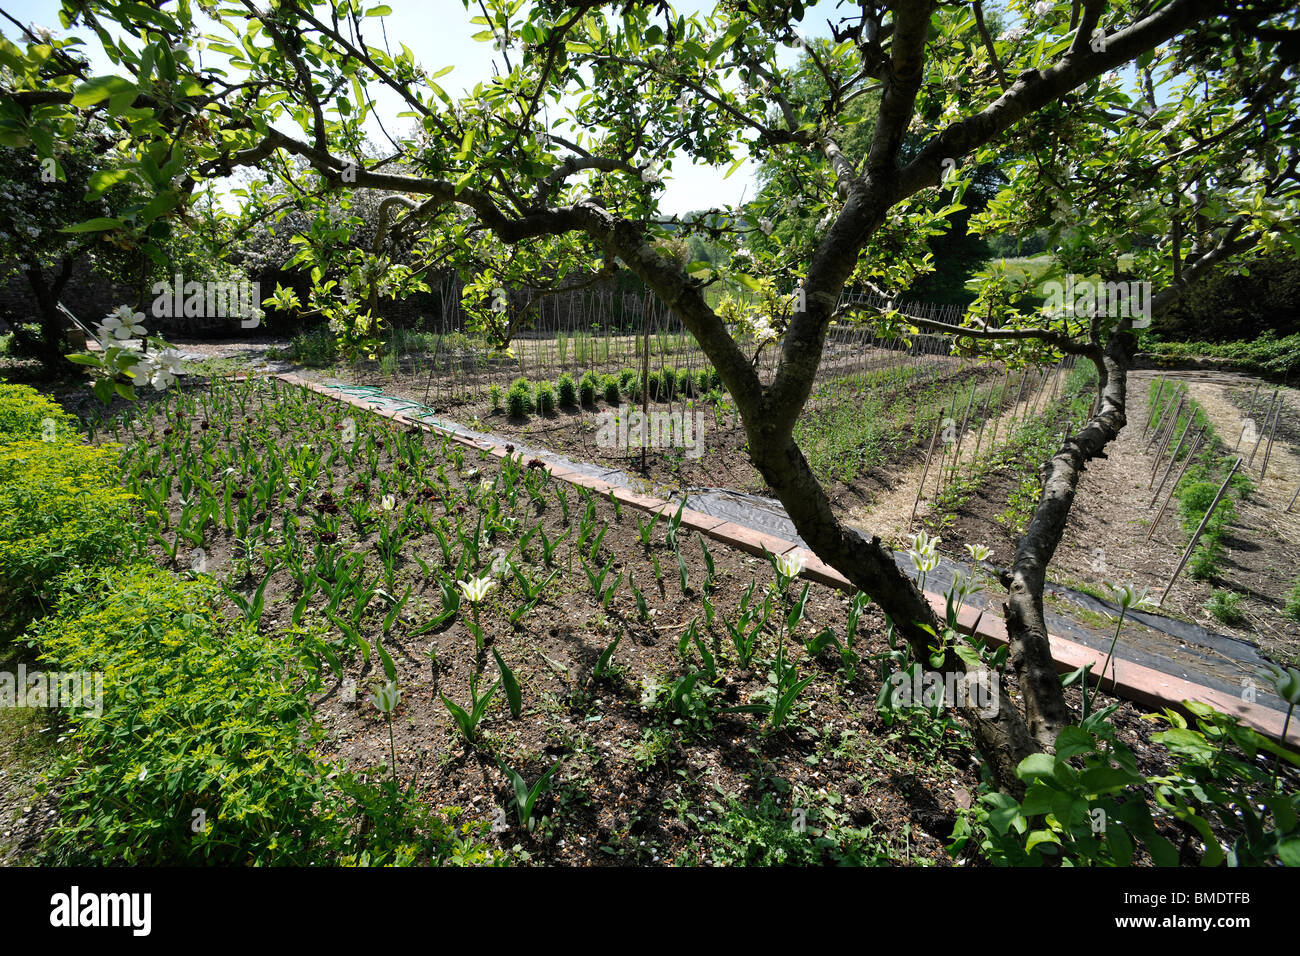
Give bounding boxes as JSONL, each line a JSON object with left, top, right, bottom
{"left": 3, "top": 0, "right": 842, "bottom": 214}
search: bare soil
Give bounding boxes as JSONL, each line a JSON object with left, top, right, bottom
{"left": 935, "top": 370, "right": 1300, "bottom": 666}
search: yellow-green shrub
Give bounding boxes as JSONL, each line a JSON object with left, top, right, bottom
{"left": 32, "top": 565, "right": 336, "bottom": 864}
{"left": 32, "top": 565, "right": 497, "bottom": 866}
{"left": 0, "top": 382, "right": 79, "bottom": 444}
{"left": 0, "top": 439, "right": 137, "bottom": 638}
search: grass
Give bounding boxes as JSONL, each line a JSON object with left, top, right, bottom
{"left": 793, "top": 363, "right": 1003, "bottom": 486}
{"left": 931, "top": 362, "right": 1098, "bottom": 533}
{"left": 1139, "top": 330, "right": 1300, "bottom": 381}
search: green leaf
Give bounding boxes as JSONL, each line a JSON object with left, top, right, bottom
{"left": 374, "top": 634, "right": 396, "bottom": 681}
{"left": 1278, "top": 837, "right": 1300, "bottom": 867}
{"left": 70, "top": 75, "right": 136, "bottom": 108}
{"left": 1017, "top": 753, "right": 1058, "bottom": 781}
{"left": 85, "top": 167, "right": 133, "bottom": 199}
{"left": 60, "top": 217, "right": 125, "bottom": 233}
{"left": 1054, "top": 726, "right": 1096, "bottom": 761}
{"left": 1079, "top": 764, "right": 1144, "bottom": 794}
{"left": 492, "top": 649, "right": 522, "bottom": 719}
{"left": 1025, "top": 829, "right": 1061, "bottom": 852}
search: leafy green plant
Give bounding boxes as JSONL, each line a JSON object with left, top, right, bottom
{"left": 442, "top": 673, "right": 500, "bottom": 743}
{"left": 602, "top": 374, "right": 620, "bottom": 405}
{"left": 1206, "top": 589, "right": 1247, "bottom": 626}
{"left": 506, "top": 386, "right": 529, "bottom": 418}
{"left": 556, "top": 373, "right": 577, "bottom": 407}
{"left": 534, "top": 380, "right": 557, "bottom": 416}
{"left": 594, "top": 632, "right": 622, "bottom": 679}
{"left": 29, "top": 564, "right": 453, "bottom": 865}
{"left": 1, "top": 438, "right": 136, "bottom": 638}
{"left": 492, "top": 648, "right": 523, "bottom": 719}
{"left": 949, "top": 701, "right": 1300, "bottom": 867}
{"left": 696, "top": 790, "right": 888, "bottom": 866}
{"left": 499, "top": 758, "right": 561, "bottom": 831}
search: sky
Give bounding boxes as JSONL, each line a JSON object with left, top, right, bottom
{"left": 2, "top": 0, "right": 844, "bottom": 214}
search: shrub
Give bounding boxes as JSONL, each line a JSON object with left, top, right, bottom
{"left": 646, "top": 369, "right": 663, "bottom": 401}
{"left": 660, "top": 367, "right": 678, "bottom": 400}
{"left": 556, "top": 373, "right": 577, "bottom": 407}
{"left": 1285, "top": 577, "right": 1300, "bottom": 622}
{"left": 676, "top": 368, "right": 693, "bottom": 398}
{"left": 271, "top": 327, "right": 338, "bottom": 367}
{"left": 31, "top": 565, "right": 496, "bottom": 865}
{"left": 696, "top": 369, "right": 711, "bottom": 394}
{"left": 0, "top": 382, "right": 79, "bottom": 443}
{"left": 535, "top": 380, "right": 557, "bottom": 416}
{"left": 489, "top": 383, "right": 502, "bottom": 413}
{"left": 602, "top": 374, "right": 620, "bottom": 405}
{"left": 578, "top": 371, "right": 599, "bottom": 406}
{"left": 618, "top": 368, "right": 637, "bottom": 393}
{"left": 1141, "top": 331, "right": 1300, "bottom": 381}
{"left": 506, "top": 377, "right": 533, "bottom": 415}
{"left": 0, "top": 439, "right": 136, "bottom": 639}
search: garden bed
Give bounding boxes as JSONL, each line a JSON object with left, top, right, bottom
{"left": 50, "top": 374, "right": 1246, "bottom": 864}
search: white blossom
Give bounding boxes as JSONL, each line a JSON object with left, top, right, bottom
{"left": 774, "top": 551, "right": 806, "bottom": 580}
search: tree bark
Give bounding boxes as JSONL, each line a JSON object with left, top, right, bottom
{"left": 1003, "top": 335, "right": 1131, "bottom": 750}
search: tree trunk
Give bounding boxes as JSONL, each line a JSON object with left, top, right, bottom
{"left": 1001, "top": 337, "right": 1135, "bottom": 751}
{"left": 746, "top": 414, "right": 1036, "bottom": 796}
{"left": 8, "top": 256, "right": 75, "bottom": 370}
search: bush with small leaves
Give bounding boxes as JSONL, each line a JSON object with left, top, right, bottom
{"left": 618, "top": 368, "right": 637, "bottom": 393}
{"left": 489, "top": 383, "right": 502, "bottom": 413}
{"left": 602, "top": 374, "right": 620, "bottom": 405}
{"left": 506, "top": 387, "right": 530, "bottom": 418}
{"left": 578, "top": 371, "right": 599, "bottom": 406}
{"left": 535, "top": 380, "right": 557, "bottom": 416}
{"left": 646, "top": 369, "right": 663, "bottom": 401}
{"left": 676, "top": 368, "right": 693, "bottom": 397}
{"left": 506, "top": 377, "right": 533, "bottom": 414}
{"left": 556, "top": 373, "right": 577, "bottom": 407}
{"left": 660, "top": 367, "right": 678, "bottom": 401}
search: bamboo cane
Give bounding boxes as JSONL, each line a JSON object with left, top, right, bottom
{"left": 1146, "top": 431, "right": 1204, "bottom": 541}
{"left": 1158, "top": 457, "right": 1241, "bottom": 606}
